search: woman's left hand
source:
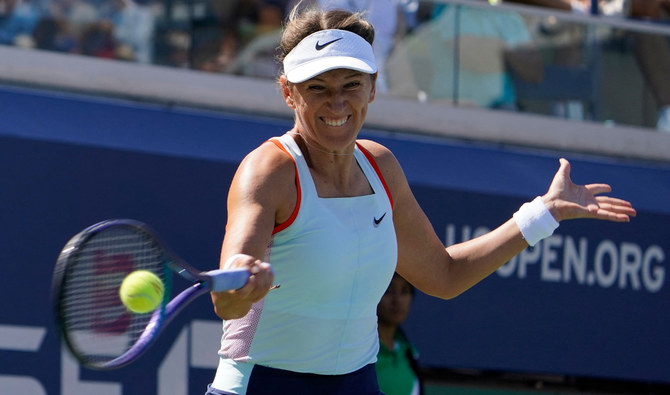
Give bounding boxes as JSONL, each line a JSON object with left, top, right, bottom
{"left": 543, "top": 158, "right": 637, "bottom": 222}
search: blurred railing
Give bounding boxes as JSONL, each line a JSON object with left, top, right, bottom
{"left": 1, "top": 0, "right": 669, "bottom": 160}
{"left": 388, "top": 0, "right": 670, "bottom": 131}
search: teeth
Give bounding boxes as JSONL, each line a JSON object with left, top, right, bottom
{"left": 323, "top": 117, "right": 348, "bottom": 127}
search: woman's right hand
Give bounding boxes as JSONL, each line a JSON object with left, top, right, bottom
{"left": 210, "top": 254, "right": 275, "bottom": 320}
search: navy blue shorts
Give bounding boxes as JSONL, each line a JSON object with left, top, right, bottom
{"left": 205, "top": 363, "right": 384, "bottom": 395}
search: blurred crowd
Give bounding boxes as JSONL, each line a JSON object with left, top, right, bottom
{"left": 0, "top": 0, "right": 156, "bottom": 62}
{"left": 1, "top": 0, "right": 668, "bottom": 129}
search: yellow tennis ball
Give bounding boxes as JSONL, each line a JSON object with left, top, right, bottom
{"left": 119, "top": 270, "right": 164, "bottom": 313}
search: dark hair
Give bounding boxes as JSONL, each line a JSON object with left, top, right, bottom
{"left": 278, "top": 4, "right": 375, "bottom": 65}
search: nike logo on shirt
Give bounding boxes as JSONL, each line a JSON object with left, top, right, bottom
{"left": 315, "top": 37, "right": 343, "bottom": 51}
{"left": 373, "top": 213, "right": 386, "bottom": 227}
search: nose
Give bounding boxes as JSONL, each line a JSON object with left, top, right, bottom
{"left": 326, "top": 90, "right": 347, "bottom": 113}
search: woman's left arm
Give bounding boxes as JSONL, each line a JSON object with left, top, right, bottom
{"left": 361, "top": 141, "right": 636, "bottom": 299}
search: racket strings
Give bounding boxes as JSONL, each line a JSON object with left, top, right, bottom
{"left": 60, "top": 226, "right": 168, "bottom": 365}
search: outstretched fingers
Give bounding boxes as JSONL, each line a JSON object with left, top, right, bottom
{"left": 585, "top": 183, "right": 612, "bottom": 196}
{"left": 547, "top": 159, "right": 636, "bottom": 223}
{"left": 585, "top": 179, "right": 636, "bottom": 221}
{"left": 592, "top": 196, "right": 637, "bottom": 222}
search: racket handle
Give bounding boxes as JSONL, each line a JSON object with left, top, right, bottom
{"left": 206, "top": 268, "right": 251, "bottom": 292}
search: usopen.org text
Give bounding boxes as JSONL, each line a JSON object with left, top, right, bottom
{"left": 445, "top": 224, "right": 666, "bottom": 293}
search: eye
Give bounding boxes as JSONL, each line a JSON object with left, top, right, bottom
{"left": 344, "top": 81, "right": 361, "bottom": 89}
{"left": 307, "top": 84, "right": 325, "bottom": 92}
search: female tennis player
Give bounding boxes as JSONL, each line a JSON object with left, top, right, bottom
{"left": 207, "top": 5, "right": 636, "bottom": 394}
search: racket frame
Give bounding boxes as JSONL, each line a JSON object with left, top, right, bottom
{"left": 52, "top": 219, "right": 249, "bottom": 370}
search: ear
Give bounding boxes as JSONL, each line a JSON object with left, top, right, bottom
{"left": 280, "top": 76, "right": 296, "bottom": 109}
{"left": 368, "top": 73, "right": 377, "bottom": 103}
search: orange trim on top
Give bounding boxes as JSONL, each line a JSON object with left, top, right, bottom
{"left": 268, "top": 139, "right": 301, "bottom": 234}
{"left": 356, "top": 142, "right": 393, "bottom": 209}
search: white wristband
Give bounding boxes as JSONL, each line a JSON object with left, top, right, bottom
{"left": 222, "top": 253, "right": 248, "bottom": 269}
{"left": 513, "top": 196, "right": 559, "bottom": 247}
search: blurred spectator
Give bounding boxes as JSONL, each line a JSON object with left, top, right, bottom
{"left": 222, "top": 25, "right": 282, "bottom": 77}
{"left": 181, "top": 0, "right": 233, "bottom": 71}
{"left": 79, "top": 17, "right": 116, "bottom": 58}
{"left": 397, "top": 0, "right": 421, "bottom": 31}
{"left": 157, "top": 29, "right": 190, "bottom": 68}
{"left": 32, "top": 15, "right": 77, "bottom": 51}
{"left": 512, "top": 0, "right": 670, "bottom": 130}
{"left": 0, "top": 0, "right": 43, "bottom": 46}
{"left": 211, "top": 0, "right": 287, "bottom": 74}
{"left": 48, "top": 0, "right": 99, "bottom": 37}
{"left": 110, "top": 0, "right": 156, "bottom": 63}
{"left": 28, "top": 0, "right": 96, "bottom": 53}
{"left": 386, "top": 0, "right": 541, "bottom": 108}
{"left": 376, "top": 273, "right": 423, "bottom": 395}
{"left": 216, "top": 0, "right": 286, "bottom": 76}
{"left": 625, "top": 0, "right": 670, "bottom": 132}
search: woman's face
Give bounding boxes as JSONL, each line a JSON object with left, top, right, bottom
{"left": 377, "top": 275, "right": 414, "bottom": 327}
{"left": 282, "top": 68, "right": 376, "bottom": 154}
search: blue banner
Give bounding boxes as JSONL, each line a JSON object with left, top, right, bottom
{"left": 1, "top": 85, "right": 668, "bottom": 394}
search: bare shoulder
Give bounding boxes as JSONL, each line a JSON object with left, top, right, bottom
{"left": 237, "top": 139, "right": 296, "bottom": 185}
{"left": 356, "top": 139, "right": 407, "bottom": 189}
{"left": 232, "top": 139, "right": 297, "bottom": 207}
{"left": 230, "top": 138, "right": 298, "bottom": 225}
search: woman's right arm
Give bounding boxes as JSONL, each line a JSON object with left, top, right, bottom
{"left": 210, "top": 141, "right": 297, "bottom": 319}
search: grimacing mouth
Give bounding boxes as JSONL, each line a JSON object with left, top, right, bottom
{"left": 321, "top": 115, "right": 351, "bottom": 127}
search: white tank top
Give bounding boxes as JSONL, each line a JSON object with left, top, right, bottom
{"left": 215, "top": 134, "right": 397, "bottom": 384}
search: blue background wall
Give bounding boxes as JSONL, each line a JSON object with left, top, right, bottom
{"left": 1, "top": 85, "right": 668, "bottom": 394}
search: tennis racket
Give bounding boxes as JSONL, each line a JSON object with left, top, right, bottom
{"left": 52, "top": 219, "right": 251, "bottom": 370}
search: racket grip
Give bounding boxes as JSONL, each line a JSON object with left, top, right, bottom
{"left": 207, "top": 268, "right": 251, "bottom": 292}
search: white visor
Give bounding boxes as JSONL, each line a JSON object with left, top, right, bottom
{"left": 283, "top": 29, "right": 377, "bottom": 83}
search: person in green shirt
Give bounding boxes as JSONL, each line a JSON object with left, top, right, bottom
{"left": 376, "top": 273, "right": 423, "bottom": 395}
